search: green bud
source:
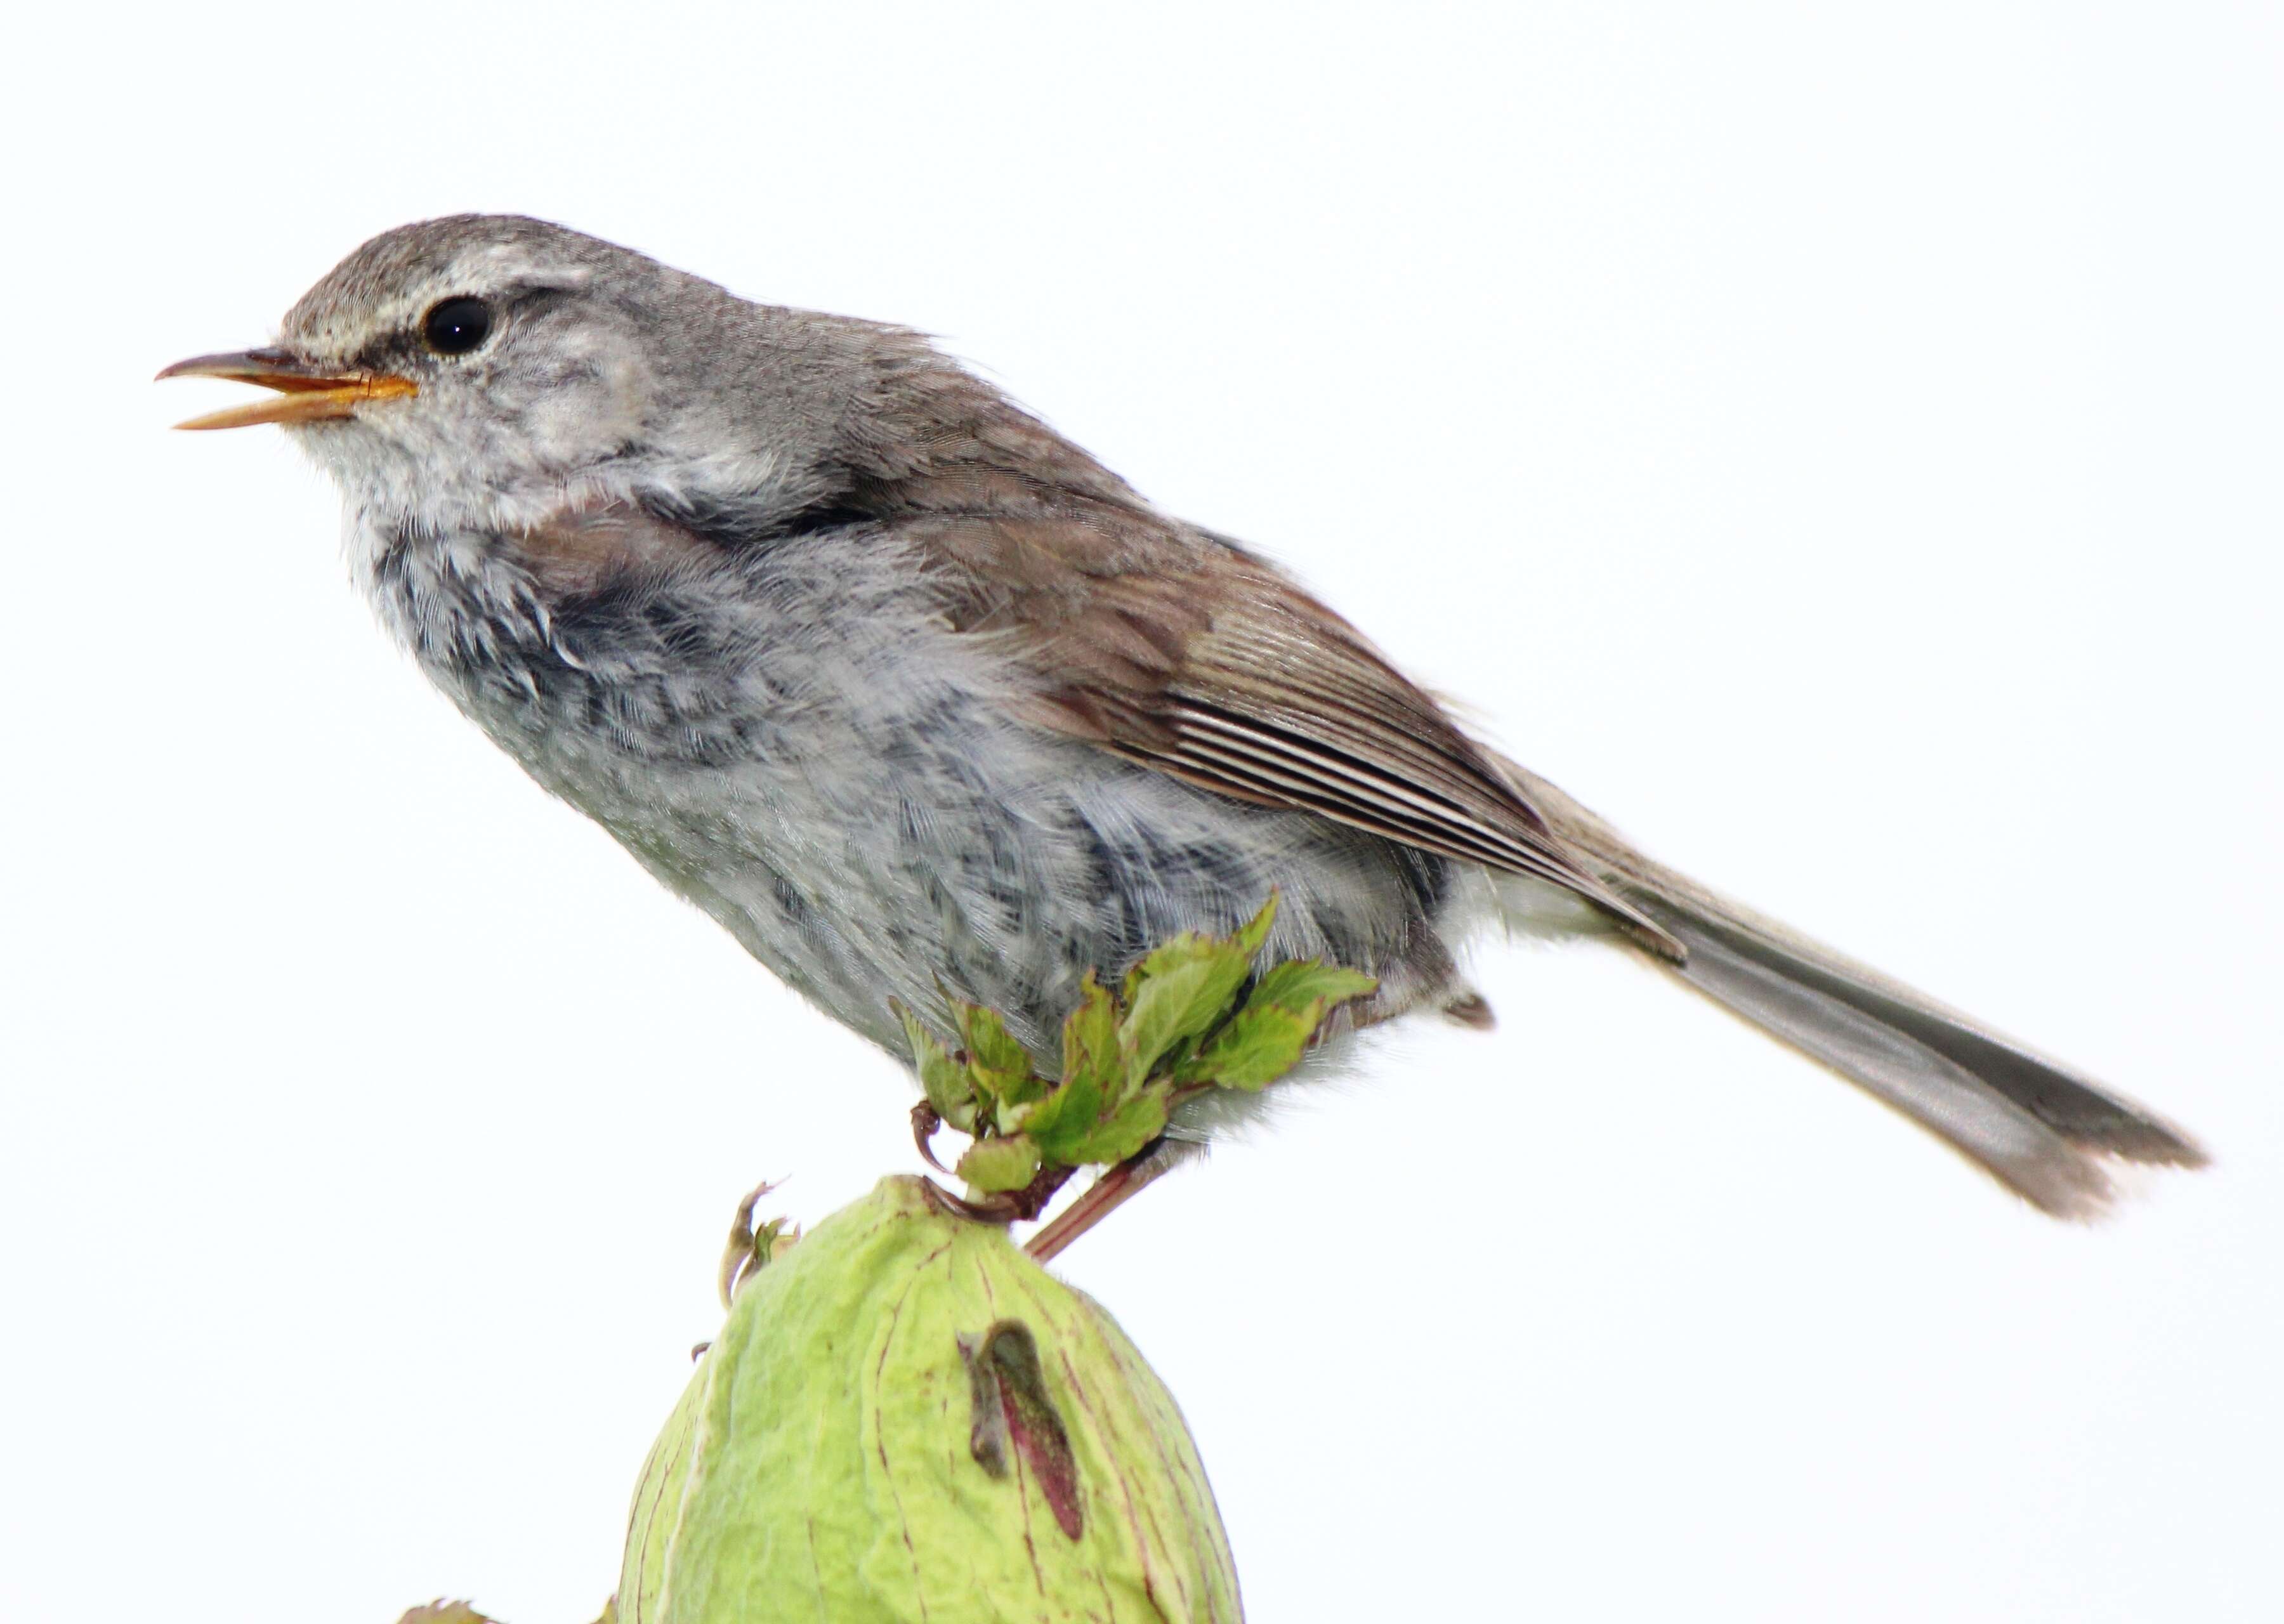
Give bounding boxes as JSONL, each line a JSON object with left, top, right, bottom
{"left": 955, "top": 1132, "right": 1042, "bottom": 1195}
{"left": 620, "top": 1177, "right": 1242, "bottom": 1623}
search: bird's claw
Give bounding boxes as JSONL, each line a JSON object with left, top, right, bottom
{"left": 921, "top": 1180, "right": 1021, "bottom": 1223}
{"left": 921, "top": 1160, "right": 1078, "bottom": 1228}
{"left": 910, "top": 1101, "right": 952, "bottom": 1174}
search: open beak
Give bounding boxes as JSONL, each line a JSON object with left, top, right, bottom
{"left": 155, "top": 348, "right": 417, "bottom": 431}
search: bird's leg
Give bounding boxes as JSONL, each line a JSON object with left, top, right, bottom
{"left": 1023, "top": 1140, "right": 1179, "bottom": 1264}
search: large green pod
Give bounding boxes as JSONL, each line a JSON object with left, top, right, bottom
{"left": 619, "top": 1176, "right": 1242, "bottom": 1623}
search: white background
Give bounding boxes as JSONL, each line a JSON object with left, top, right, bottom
{"left": 5, "top": 4, "right": 2279, "bottom": 1620}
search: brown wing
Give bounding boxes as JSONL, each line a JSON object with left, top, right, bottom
{"left": 917, "top": 509, "right": 1686, "bottom": 959}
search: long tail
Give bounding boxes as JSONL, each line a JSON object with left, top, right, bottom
{"left": 1498, "top": 761, "right": 2207, "bottom": 1216}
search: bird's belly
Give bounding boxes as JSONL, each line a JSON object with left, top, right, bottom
{"left": 483, "top": 691, "right": 1474, "bottom": 1062}
{"left": 368, "top": 525, "right": 1490, "bottom": 1068}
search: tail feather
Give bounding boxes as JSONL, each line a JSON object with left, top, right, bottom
{"left": 1496, "top": 759, "right": 2207, "bottom": 1215}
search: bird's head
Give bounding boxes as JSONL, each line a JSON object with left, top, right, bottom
{"left": 158, "top": 214, "right": 810, "bottom": 533}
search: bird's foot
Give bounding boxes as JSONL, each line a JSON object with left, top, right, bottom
{"left": 910, "top": 1101, "right": 952, "bottom": 1174}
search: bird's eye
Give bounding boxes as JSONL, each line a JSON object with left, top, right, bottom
{"left": 422, "top": 296, "right": 494, "bottom": 356}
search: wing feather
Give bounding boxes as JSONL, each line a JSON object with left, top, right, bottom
{"left": 917, "top": 511, "right": 1686, "bottom": 957}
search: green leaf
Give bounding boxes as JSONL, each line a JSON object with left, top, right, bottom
{"left": 1231, "top": 893, "right": 1280, "bottom": 957}
{"left": 1060, "top": 972, "right": 1121, "bottom": 1099}
{"left": 1042, "top": 1082, "right": 1171, "bottom": 1167}
{"left": 957, "top": 1134, "right": 1042, "bottom": 1194}
{"left": 1245, "top": 960, "right": 1379, "bottom": 1019}
{"left": 1183, "top": 1003, "right": 1318, "bottom": 1090}
{"left": 1119, "top": 930, "right": 1212, "bottom": 1007}
{"left": 961, "top": 1004, "right": 1043, "bottom": 1106}
{"left": 1113, "top": 894, "right": 1288, "bottom": 1085}
{"left": 1119, "top": 942, "right": 1256, "bottom": 1084}
{"left": 1179, "top": 957, "right": 1375, "bottom": 1090}
{"left": 1025, "top": 1070, "right": 1102, "bottom": 1164}
{"left": 990, "top": 1094, "right": 1041, "bottom": 1136}
{"left": 1023, "top": 992, "right": 1113, "bottom": 1158}
{"left": 1119, "top": 895, "right": 1280, "bottom": 1003}
{"left": 898, "top": 1004, "right": 977, "bottom": 1132}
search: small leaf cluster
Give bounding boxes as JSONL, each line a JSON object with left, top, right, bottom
{"left": 898, "top": 896, "right": 1378, "bottom": 1194}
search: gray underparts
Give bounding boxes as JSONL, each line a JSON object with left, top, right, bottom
{"left": 360, "top": 520, "right": 1482, "bottom": 1064}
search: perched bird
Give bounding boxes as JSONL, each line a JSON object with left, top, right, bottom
{"left": 162, "top": 215, "right": 2200, "bottom": 1252}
